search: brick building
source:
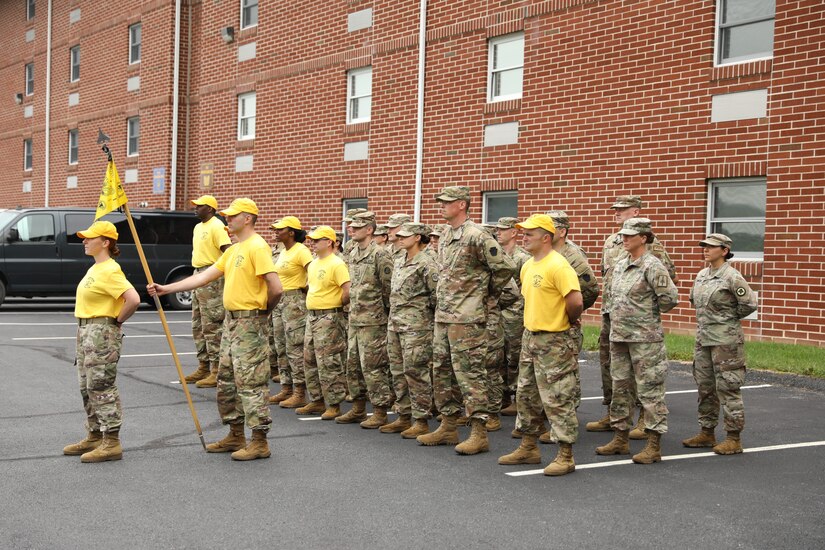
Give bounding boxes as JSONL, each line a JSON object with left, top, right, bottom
{"left": 1, "top": 0, "right": 823, "bottom": 345}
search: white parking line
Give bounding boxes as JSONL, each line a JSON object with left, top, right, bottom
{"left": 580, "top": 384, "right": 772, "bottom": 401}
{"left": 505, "top": 440, "right": 825, "bottom": 476}
{"left": 12, "top": 334, "right": 193, "bottom": 341}
{"left": 298, "top": 411, "right": 397, "bottom": 421}
{"left": 0, "top": 321, "right": 190, "bottom": 326}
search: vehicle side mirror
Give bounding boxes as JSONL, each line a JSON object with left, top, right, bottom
{"left": 6, "top": 228, "right": 19, "bottom": 243}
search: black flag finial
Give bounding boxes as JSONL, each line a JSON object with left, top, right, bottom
{"left": 97, "top": 128, "right": 110, "bottom": 145}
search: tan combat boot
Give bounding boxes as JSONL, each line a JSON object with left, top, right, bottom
{"left": 595, "top": 429, "right": 630, "bottom": 455}
{"left": 296, "top": 399, "right": 326, "bottom": 415}
{"left": 417, "top": 414, "right": 459, "bottom": 446}
{"left": 485, "top": 414, "right": 502, "bottom": 432}
{"left": 380, "top": 414, "right": 412, "bottom": 433}
{"left": 335, "top": 399, "right": 368, "bottom": 423}
{"left": 206, "top": 423, "right": 246, "bottom": 453}
{"left": 682, "top": 427, "right": 717, "bottom": 448}
{"left": 585, "top": 412, "right": 612, "bottom": 432}
{"left": 321, "top": 404, "right": 341, "bottom": 420}
{"left": 80, "top": 430, "right": 123, "bottom": 463}
{"left": 271, "top": 373, "right": 281, "bottom": 384}
{"left": 279, "top": 384, "right": 307, "bottom": 409}
{"left": 456, "top": 414, "right": 471, "bottom": 427}
{"left": 401, "top": 419, "right": 429, "bottom": 439}
{"left": 713, "top": 431, "right": 743, "bottom": 455}
{"left": 195, "top": 370, "right": 218, "bottom": 388}
{"left": 498, "top": 434, "right": 541, "bottom": 465}
{"left": 500, "top": 401, "right": 518, "bottom": 417}
{"left": 231, "top": 429, "right": 271, "bottom": 461}
{"left": 629, "top": 409, "right": 647, "bottom": 440}
{"left": 455, "top": 418, "right": 490, "bottom": 455}
{"left": 632, "top": 430, "right": 662, "bottom": 464}
{"left": 544, "top": 442, "right": 575, "bottom": 476}
{"left": 63, "top": 430, "right": 102, "bottom": 456}
{"left": 539, "top": 431, "right": 554, "bottom": 444}
{"left": 269, "top": 384, "right": 293, "bottom": 405}
{"left": 360, "top": 407, "right": 388, "bottom": 429}
{"left": 184, "top": 363, "right": 211, "bottom": 384}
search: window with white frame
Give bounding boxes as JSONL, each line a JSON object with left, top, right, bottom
{"left": 488, "top": 33, "right": 524, "bottom": 102}
{"left": 241, "top": 0, "right": 258, "bottom": 29}
{"left": 716, "top": 0, "right": 775, "bottom": 65}
{"left": 24, "top": 139, "right": 33, "bottom": 171}
{"left": 129, "top": 23, "right": 142, "bottom": 64}
{"left": 342, "top": 198, "right": 368, "bottom": 241}
{"left": 68, "top": 129, "right": 78, "bottom": 165}
{"left": 708, "top": 178, "right": 767, "bottom": 259}
{"left": 482, "top": 191, "right": 517, "bottom": 224}
{"left": 70, "top": 46, "right": 80, "bottom": 82}
{"left": 127, "top": 117, "right": 140, "bottom": 156}
{"left": 25, "top": 63, "right": 34, "bottom": 96}
{"left": 237, "top": 92, "right": 256, "bottom": 140}
{"left": 346, "top": 67, "right": 372, "bottom": 124}
{"left": 27, "top": 0, "right": 35, "bottom": 20}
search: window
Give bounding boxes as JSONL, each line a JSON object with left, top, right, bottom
{"left": 241, "top": 0, "right": 258, "bottom": 29}
{"left": 25, "top": 63, "right": 34, "bottom": 96}
{"left": 68, "top": 129, "right": 78, "bottom": 165}
{"left": 23, "top": 139, "right": 33, "bottom": 171}
{"left": 70, "top": 45, "right": 80, "bottom": 82}
{"left": 127, "top": 117, "right": 140, "bottom": 156}
{"left": 488, "top": 33, "right": 524, "bottom": 102}
{"left": 346, "top": 67, "right": 372, "bottom": 124}
{"left": 482, "top": 191, "right": 517, "bottom": 224}
{"left": 708, "top": 178, "right": 767, "bottom": 259}
{"left": 341, "top": 198, "right": 368, "bottom": 241}
{"left": 9, "top": 214, "right": 55, "bottom": 243}
{"left": 716, "top": 0, "right": 775, "bottom": 65}
{"left": 237, "top": 92, "right": 256, "bottom": 140}
{"left": 129, "top": 23, "right": 142, "bottom": 64}
{"left": 27, "top": 0, "right": 35, "bottom": 20}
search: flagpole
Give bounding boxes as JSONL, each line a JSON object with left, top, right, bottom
{"left": 101, "top": 142, "right": 207, "bottom": 451}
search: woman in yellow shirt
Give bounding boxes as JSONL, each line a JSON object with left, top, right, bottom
{"left": 63, "top": 221, "right": 140, "bottom": 463}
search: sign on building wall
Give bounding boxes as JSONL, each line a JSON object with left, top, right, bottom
{"left": 152, "top": 167, "right": 166, "bottom": 195}
{"left": 200, "top": 163, "right": 214, "bottom": 190}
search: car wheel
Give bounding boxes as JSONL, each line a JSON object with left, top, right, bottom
{"left": 0, "top": 279, "right": 6, "bottom": 308}
{"left": 164, "top": 275, "right": 193, "bottom": 310}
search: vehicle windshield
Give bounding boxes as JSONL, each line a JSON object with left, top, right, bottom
{"left": 0, "top": 210, "right": 19, "bottom": 232}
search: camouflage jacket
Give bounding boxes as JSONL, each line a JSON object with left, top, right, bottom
{"left": 388, "top": 250, "right": 439, "bottom": 332}
{"left": 436, "top": 219, "right": 516, "bottom": 324}
{"left": 500, "top": 245, "right": 530, "bottom": 320}
{"left": 347, "top": 240, "right": 394, "bottom": 326}
{"left": 690, "top": 263, "right": 758, "bottom": 346}
{"left": 342, "top": 239, "right": 357, "bottom": 264}
{"left": 609, "top": 252, "right": 679, "bottom": 343}
{"left": 560, "top": 241, "right": 599, "bottom": 311}
{"left": 486, "top": 278, "right": 520, "bottom": 349}
{"left": 601, "top": 231, "right": 676, "bottom": 314}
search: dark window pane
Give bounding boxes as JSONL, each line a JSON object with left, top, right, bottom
{"left": 711, "top": 221, "right": 765, "bottom": 253}
{"left": 485, "top": 194, "right": 517, "bottom": 224}
{"left": 713, "top": 183, "right": 766, "bottom": 218}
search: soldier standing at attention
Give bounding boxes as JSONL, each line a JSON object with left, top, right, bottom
{"left": 497, "top": 214, "right": 583, "bottom": 476}
{"left": 595, "top": 218, "right": 678, "bottom": 464}
{"left": 385, "top": 214, "right": 412, "bottom": 258}
{"left": 63, "top": 221, "right": 141, "bottom": 463}
{"left": 427, "top": 225, "right": 444, "bottom": 251}
{"left": 417, "top": 186, "right": 515, "bottom": 455}
{"left": 267, "top": 227, "right": 287, "bottom": 386}
{"left": 186, "top": 196, "right": 231, "bottom": 388}
{"left": 683, "top": 234, "right": 757, "bottom": 455}
{"left": 343, "top": 208, "right": 367, "bottom": 257}
{"left": 149, "top": 198, "right": 282, "bottom": 461}
{"left": 373, "top": 225, "right": 389, "bottom": 247}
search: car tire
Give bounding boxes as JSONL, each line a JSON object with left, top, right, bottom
{"left": 164, "top": 275, "right": 193, "bottom": 310}
{"left": 0, "top": 279, "right": 6, "bottom": 308}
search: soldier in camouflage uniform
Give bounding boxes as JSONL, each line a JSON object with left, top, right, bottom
{"left": 334, "top": 212, "right": 395, "bottom": 428}
{"left": 385, "top": 213, "right": 412, "bottom": 260}
{"left": 374, "top": 224, "right": 389, "bottom": 247}
{"left": 683, "top": 234, "right": 757, "bottom": 455}
{"left": 590, "top": 196, "right": 677, "bottom": 438}
{"left": 417, "top": 186, "right": 515, "bottom": 455}
{"left": 267, "top": 236, "right": 287, "bottom": 387}
{"left": 595, "top": 218, "right": 678, "bottom": 465}
{"left": 343, "top": 208, "right": 367, "bottom": 258}
{"left": 427, "top": 224, "right": 446, "bottom": 252}
{"left": 385, "top": 223, "right": 439, "bottom": 438}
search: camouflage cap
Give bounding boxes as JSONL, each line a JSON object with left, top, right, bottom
{"left": 700, "top": 233, "right": 733, "bottom": 248}
{"left": 344, "top": 208, "right": 368, "bottom": 223}
{"left": 481, "top": 223, "right": 498, "bottom": 236}
{"left": 335, "top": 231, "right": 344, "bottom": 242}
{"left": 428, "top": 224, "right": 447, "bottom": 237}
{"left": 435, "top": 186, "right": 470, "bottom": 202}
{"left": 396, "top": 222, "right": 432, "bottom": 238}
{"left": 617, "top": 217, "right": 653, "bottom": 236}
{"left": 374, "top": 224, "right": 389, "bottom": 236}
{"left": 385, "top": 213, "right": 412, "bottom": 228}
{"left": 495, "top": 217, "right": 519, "bottom": 229}
{"left": 349, "top": 211, "right": 376, "bottom": 228}
{"left": 611, "top": 196, "right": 643, "bottom": 209}
{"left": 545, "top": 210, "right": 570, "bottom": 229}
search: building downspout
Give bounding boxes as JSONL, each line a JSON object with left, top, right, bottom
{"left": 413, "top": 0, "right": 428, "bottom": 222}
{"left": 170, "top": 0, "right": 182, "bottom": 210}
{"left": 182, "top": 1, "right": 192, "bottom": 205}
{"left": 44, "top": 0, "right": 53, "bottom": 207}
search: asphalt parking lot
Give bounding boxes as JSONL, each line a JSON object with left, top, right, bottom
{"left": 1, "top": 300, "right": 824, "bottom": 549}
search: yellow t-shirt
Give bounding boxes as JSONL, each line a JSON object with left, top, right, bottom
{"left": 74, "top": 259, "right": 134, "bottom": 319}
{"left": 306, "top": 254, "right": 350, "bottom": 310}
{"left": 275, "top": 242, "right": 313, "bottom": 291}
{"left": 215, "top": 233, "right": 277, "bottom": 311}
{"left": 521, "top": 250, "right": 581, "bottom": 332}
{"left": 192, "top": 216, "right": 232, "bottom": 268}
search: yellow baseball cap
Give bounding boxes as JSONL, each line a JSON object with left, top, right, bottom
{"left": 190, "top": 195, "right": 218, "bottom": 210}
{"left": 516, "top": 214, "right": 556, "bottom": 235}
{"left": 272, "top": 216, "right": 302, "bottom": 230}
{"left": 77, "top": 220, "right": 119, "bottom": 240}
{"left": 220, "top": 198, "right": 259, "bottom": 216}
{"left": 307, "top": 225, "right": 337, "bottom": 242}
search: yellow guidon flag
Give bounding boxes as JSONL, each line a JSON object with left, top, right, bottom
{"left": 95, "top": 159, "right": 128, "bottom": 220}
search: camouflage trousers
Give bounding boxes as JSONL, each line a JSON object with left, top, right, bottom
{"left": 501, "top": 307, "right": 524, "bottom": 395}
{"left": 514, "top": 330, "right": 581, "bottom": 444}
{"left": 192, "top": 271, "right": 225, "bottom": 371}
{"left": 387, "top": 329, "right": 433, "bottom": 419}
{"left": 609, "top": 340, "right": 668, "bottom": 434}
{"left": 693, "top": 342, "right": 746, "bottom": 432}
{"left": 280, "top": 291, "right": 308, "bottom": 386}
{"left": 347, "top": 324, "right": 393, "bottom": 408}
{"left": 217, "top": 315, "right": 272, "bottom": 432}
{"left": 599, "top": 314, "right": 638, "bottom": 407}
{"left": 486, "top": 344, "right": 505, "bottom": 414}
{"left": 75, "top": 323, "right": 123, "bottom": 433}
{"left": 304, "top": 311, "right": 348, "bottom": 405}
{"left": 432, "top": 322, "right": 489, "bottom": 421}
{"left": 269, "top": 302, "right": 288, "bottom": 380}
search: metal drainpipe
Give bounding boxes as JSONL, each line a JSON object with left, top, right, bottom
{"left": 413, "top": 0, "right": 428, "bottom": 222}
{"left": 44, "top": 0, "right": 53, "bottom": 207}
{"left": 170, "top": 0, "right": 182, "bottom": 210}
